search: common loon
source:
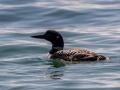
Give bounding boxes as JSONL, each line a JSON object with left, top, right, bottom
{"left": 31, "top": 30, "right": 109, "bottom": 61}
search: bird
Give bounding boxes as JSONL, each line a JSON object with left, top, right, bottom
{"left": 31, "top": 30, "right": 109, "bottom": 61}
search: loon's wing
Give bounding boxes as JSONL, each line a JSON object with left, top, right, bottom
{"left": 69, "top": 53, "right": 98, "bottom": 61}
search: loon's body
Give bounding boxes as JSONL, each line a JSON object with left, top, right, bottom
{"left": 31, "top": 30, "right": 109, "bottom": 61}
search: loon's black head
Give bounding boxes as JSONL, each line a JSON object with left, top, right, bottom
{"left": 31, "top": 30, "right": 64, "bottom": 54}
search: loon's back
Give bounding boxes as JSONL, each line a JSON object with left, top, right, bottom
{"left": 50, "top": 48, "right": 108, "bottom": 61}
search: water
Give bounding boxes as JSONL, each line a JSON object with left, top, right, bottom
{"left": 0, "top": 0, "right": 120, "bottom": 90}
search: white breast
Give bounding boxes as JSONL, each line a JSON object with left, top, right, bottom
{"left": 47, "top": 53, "right": 52, "bottom": 58}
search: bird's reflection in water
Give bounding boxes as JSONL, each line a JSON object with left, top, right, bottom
{"left": 46, "top": 67, "right": 65, "bottom": 79}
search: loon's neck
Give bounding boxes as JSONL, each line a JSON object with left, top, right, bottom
{"left": 49, "top": 44, "right": 64, "bottom": 54}
{"left": 48, "top": 31, "right": 64, "bottom": 54}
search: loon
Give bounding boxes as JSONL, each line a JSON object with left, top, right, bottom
{"left": 31, "top": 30, "right": 109, "bottom": 61}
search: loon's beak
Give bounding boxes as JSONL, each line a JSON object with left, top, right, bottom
{"left": 31, "top": 34, "right": 44, "bottom": 39}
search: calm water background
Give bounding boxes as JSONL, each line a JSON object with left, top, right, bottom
{"left": 0, "top": 0, "right": 120, "bottom": 90}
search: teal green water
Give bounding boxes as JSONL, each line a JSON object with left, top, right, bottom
{"left": 0, "top": 0, "right": 120, "bottom": 90}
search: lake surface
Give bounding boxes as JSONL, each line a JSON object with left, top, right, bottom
{"left": 0, "top": 0, "right": 120, "bottom": 90}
